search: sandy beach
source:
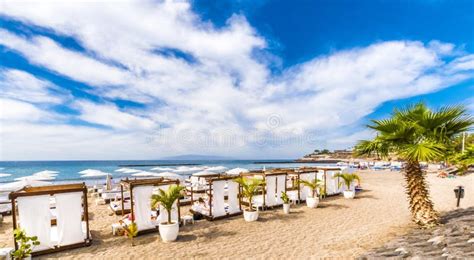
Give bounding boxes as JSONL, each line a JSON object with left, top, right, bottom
{"left": 1, "top": 170, "right": 472, "bottom": 259}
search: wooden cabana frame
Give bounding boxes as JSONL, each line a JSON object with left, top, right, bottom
{"left": 186, "top": 173, "right": 223, "bottom": 205}
{"left": 240, "top": 170, "right": 288, "bottom": 210}
{"left": 9, "top": 183, "right": 91, "bottom": 256}
{"left": 189, "top": 175, "right": 242, "bottom": 221}
{"left": 120, "top": 178, "right": 182, "bottom": 235}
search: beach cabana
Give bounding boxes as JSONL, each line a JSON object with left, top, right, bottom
{"left": 290, "top": 167, "right": 319, "bottom": 202}
{"left": 119, "top": 178, "right": 181, "bottom": 235}
{"left": 240, "top": 170, "right": 287, "bottom": 210}
{"left": 316, "top": 167, "right": 355, "bottom": 196}
{"left": 9, "top": 183, "right": 91, "bottom": 256}
{"left": 189, "top": 176, "right": 242, "bottom": 220}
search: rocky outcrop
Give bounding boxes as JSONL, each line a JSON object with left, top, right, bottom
{"left": 360, "top": 207, "right": 474, "bottom": 259}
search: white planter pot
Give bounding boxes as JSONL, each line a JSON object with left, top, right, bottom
{"left": 283, "top": 203, "right": 290, "bottom": 214}
{"left": 243, "top": 210, "right": 259, "bottom": 222}
{"left": 158, "top": 222, "right": 179, "bottom": 242}
{"left": 343, "top": 190, "right": 355, "bottom": 199}
{"left": 306, "top": 197, "right": 319, "bottom": 208}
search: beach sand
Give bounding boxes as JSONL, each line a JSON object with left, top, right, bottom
{"left": 1, "top": 170, "right": 472, "bottom": 259}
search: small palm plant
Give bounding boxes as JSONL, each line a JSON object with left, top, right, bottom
{"left": 235, "top": 177, "right": 264, "bottom": 211}
{"left": 11, "top": 228, "right": 40, "bottom": 260}
{"left": 122, "top": 222, "right": 138, "bottom": 246}
{"left": 281, "top": 191, "right": 290, "bottom": 204}
{"left": 334, "top": 173, "right": 361, "bottom": 191}
{"left": 298, "top": 178, "right": 321, "bottom": 198}
{"left": 151, "top": 185, "right": 185, "bottom": 224}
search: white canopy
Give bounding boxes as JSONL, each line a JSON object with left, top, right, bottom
{"left": 0, "top": 179, "right": 52, "bottom": 192}
{"left": 226, "top": 167, "right": 249, "bottom": 175}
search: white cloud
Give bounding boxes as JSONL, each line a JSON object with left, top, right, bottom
{"left": 0, "top": 98, "right": 51, "bottom": 122}
{"left": 0, "top": 0, "right": 473, "bottom": 160}
{"left": 0, "top": 69, "right": 68, "bottom": 103}
{"left": 74, "top": 100, "right": 156, "bottom": 131}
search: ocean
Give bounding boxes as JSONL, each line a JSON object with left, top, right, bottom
{"left": 0, "top": 160, "right": 334, "bottom": 185}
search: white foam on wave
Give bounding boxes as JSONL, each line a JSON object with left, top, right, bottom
{"left": 14, "top": 170, "right": 59, "bottom": 181}
{"left": 0, "top": 173, "right": 11, "bottom": 178}
{"left": 205, "top": 166, "right": 227, "bottom": 172}
{"left": 79, "top": 169, "right": 109, "bottom": 177}
{"left": 131, "top": 171, "right": 157, "bottom": 177}
{"left": 150, "top": 167, "right": 174, "bottom": 171}
{"left": 115, "top": 168, "right": 142, "bottom": 173}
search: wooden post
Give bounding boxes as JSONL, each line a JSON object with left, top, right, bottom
{"left": 120, "top": 184, "right": 124, "bottom": 216}
{"left": 129, "top": 184, "right": 134, "bottom": 225}
{"left": 209, "top": 180, "right": 213, "bottom": 218}
{"left": 11, "top": 196, "right": 18, "bottom": 251}
{"left": 83, "top": 183, "right": 90, "bottom": 241}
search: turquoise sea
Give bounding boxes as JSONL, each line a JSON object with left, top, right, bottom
{"left": 0, "top": 160, "right": 333, "bottom": 185}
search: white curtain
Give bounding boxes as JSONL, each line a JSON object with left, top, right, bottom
{"left": 265, "top": 176, "right": 277, "bottom": 206}
{"left": 17, "top": 195, "right": 53, "bottom": 251}
{"left": 211, "top": 180, "right": 226, "bottom": 217}
{"left": 55, "top": 192, "right": 85, "bottom": 246}
{"left": 276, "top": 175, "right": 286, "bottom": 204}
{"left": 227, "top": 180, "right": 240, "bottom": 214}
{"left": 132, "top": 186, "right": 155, "bottom": 231}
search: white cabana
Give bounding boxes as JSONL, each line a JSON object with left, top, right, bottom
{"left": 10, "top": 183, "right": 91, "bottom": 256}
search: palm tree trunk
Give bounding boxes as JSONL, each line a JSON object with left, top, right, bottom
{"left": 404, "top": 160, "right": 439, "bottom": 227}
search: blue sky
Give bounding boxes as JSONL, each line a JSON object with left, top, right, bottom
{"left": 0, "top": 0, "right": 473, "bottom": 160}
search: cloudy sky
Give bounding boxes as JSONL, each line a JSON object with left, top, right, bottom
{"left": 0, "top": 0, "right": 473, "bottom": 160}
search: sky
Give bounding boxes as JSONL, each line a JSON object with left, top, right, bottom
{"left": 0, "top": 0, "right": 473, "bottom": 160}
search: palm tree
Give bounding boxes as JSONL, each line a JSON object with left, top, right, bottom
{"left": 235, "top": 177, "right": 264, "bottom": 211}
{"left": 355, "top": 103, "right": 473, "bottom": 227}
{"left": 299, "top": 178, "right": 321, "bottom": 198}
{"left": 151, "top": 185, "right": 185, "bottom": 224}
{"left": 451, "top": 145, "right": 474, "bottom": 174}
{"left": 334, "top": 173, "right": 360, "bottom": 191}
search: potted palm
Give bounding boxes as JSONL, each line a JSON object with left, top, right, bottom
{"left": 235, "top": 177, "right": 264, "bottom": 222}
{"left": 334, "top": 173, "right": 361, "bottom": 199}
{"left": 11, "top": 228, "right": 40, "bottom": 260}
{"left": 281, "top": 191, "right": 290, "bottom": 214}
{"left": 355, "top": 103, "right": 473, "bottom": 227}
{"left": 299, "top": 178, "right": 321, "bottom": 208}
{"left": 151, "top": 184, "right": 185, "bottom": 242}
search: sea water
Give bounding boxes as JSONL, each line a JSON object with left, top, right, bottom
{"left": 0, "top": 160, "right": 334, "bottom": 185}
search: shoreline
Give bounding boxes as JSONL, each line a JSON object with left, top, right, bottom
{"left": 1, "top": 170, "right": 472, "bottom": 258}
